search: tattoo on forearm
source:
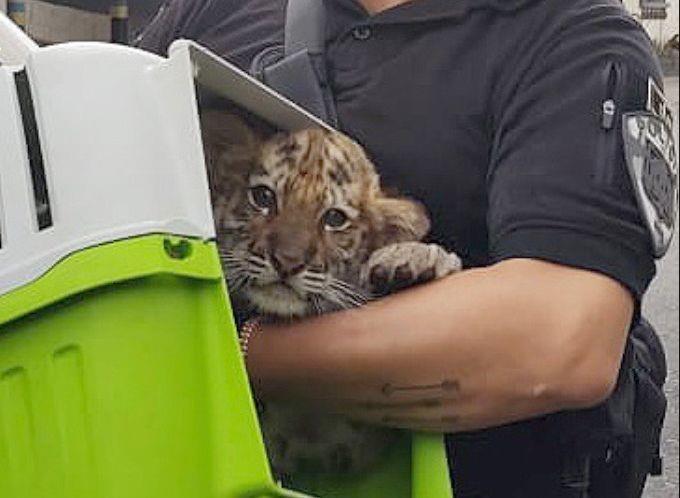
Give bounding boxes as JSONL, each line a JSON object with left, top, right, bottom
{"left": 352, "top": 379, "right": 464, "bottom": 429}
{"left": 381, "top": 379, "right": 460, "bottom": 397}
{"left": 360, "top": 397, "right": 448, "bottom": 410}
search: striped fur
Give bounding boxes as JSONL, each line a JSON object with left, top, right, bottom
{"left": 201, "top": 111, "right": 452, "bottom": 476}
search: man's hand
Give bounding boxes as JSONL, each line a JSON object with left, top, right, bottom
{"left": 246, "top": 258, "right": 633, "bottom": 433}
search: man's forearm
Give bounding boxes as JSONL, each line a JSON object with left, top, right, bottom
{"left": 245, "top": 259, "right": 633, "bottom": 432}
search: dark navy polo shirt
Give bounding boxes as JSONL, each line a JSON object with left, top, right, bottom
{"left": 137, "top": 0, "right": 660, "bottom": 298}
{"left": 137, "top": 2, "right": 662, "bottom": 494}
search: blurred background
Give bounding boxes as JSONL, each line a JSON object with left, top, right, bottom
{"left": 0, "top": 1, "right": 677, "bottom": 497}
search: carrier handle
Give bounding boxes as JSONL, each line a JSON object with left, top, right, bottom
{"left": 0, "top": 11, "right": 38, "bottom": 66}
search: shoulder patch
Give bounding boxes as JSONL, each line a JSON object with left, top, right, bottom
{"left": 622, "top": 109, "right": 677, "bottom": 258}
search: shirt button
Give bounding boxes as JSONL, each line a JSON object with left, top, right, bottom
{"left": 352, "top": 26, "right": 372, "bottom": 40}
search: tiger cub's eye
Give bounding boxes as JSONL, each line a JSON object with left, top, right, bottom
{"left": 248, "top": 185, "right": 277, "bottom": 213}
{"left": 322, "top": 208, "right": 350, "bottom": 230}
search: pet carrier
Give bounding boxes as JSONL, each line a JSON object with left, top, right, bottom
{"left": 0, "top": 14, "right": 453, "bottom": 498}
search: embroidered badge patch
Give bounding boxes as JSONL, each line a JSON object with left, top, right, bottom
{"left": 622, "top": 107, "right": 677, "bottom": 257}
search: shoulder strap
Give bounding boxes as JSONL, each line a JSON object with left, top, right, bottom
{"left": 284, "top": 0, "right": 326, "bottom": 56}
{"left": 250, "top": 0, "right": 337, "bottom": 126}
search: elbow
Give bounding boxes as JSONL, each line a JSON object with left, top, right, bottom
{"left": 559, "top": 364, "right": 619, "bottom": 409}
{"left": 537, "top": 322, "right": 625, "bottom": 411}
{"left": 526, "top": 360, "right": 618, "bottom": 413}
{"left": 493, "top": 259, "right": 633, "bottom": 413}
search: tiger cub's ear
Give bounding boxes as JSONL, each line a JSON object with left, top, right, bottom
{"left": 200, "top": 110, "right": 261, "bottom": 181}
{"left": 370, "top": 197, "right": 431, "bottom": 248}
{"left": 200, "top": 110, "right": 260, "bottom": 151}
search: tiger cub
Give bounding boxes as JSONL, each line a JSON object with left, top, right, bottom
{"left": 201, "top": 111, "right": 460, "bottom": 475}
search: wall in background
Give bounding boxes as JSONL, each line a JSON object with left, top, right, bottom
{"left": 0, "top": 0, "right": 164, "bottom": 41}
{"left": 41, "top": 0, "right": 163, "bottom": 37}
{"left": 623, "top": 0, "right": 679, "bottom": 47}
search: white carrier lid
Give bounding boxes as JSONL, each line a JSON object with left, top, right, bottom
{"left": 0, "top": 37, "right": 326, "bottom": 297}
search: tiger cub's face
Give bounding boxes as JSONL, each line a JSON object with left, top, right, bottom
{"left": 202, "top": 112, "right": 429, "bottom": 318}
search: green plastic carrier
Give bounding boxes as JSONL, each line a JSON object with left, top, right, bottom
{"left": 0, "top": 234, "right": 453, "bottom": 498}
{"left": 0, "top": 29, "right": 453, "bottom": 498}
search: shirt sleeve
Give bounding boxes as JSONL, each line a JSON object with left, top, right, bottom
{"left": 487, "top": 8, "right": 663, "bottom": 298}
{"left": 133, "top": 0, "right": 206, "bottom": 55}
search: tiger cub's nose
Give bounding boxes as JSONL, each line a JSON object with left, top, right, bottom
{"left": 270, "top": 249, "right": 306, "bottom": 278}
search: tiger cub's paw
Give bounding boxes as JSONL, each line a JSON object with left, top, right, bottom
{"left": 361, "top": 242, "right": 462, "bottom": 296}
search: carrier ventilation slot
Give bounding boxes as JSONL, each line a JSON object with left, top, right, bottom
{"left": 14, "top": 69, "right": 53, "bottom": 230}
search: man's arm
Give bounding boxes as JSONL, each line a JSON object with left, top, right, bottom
{"left": 245, "top": 258, "right": 633, "bottom": 433}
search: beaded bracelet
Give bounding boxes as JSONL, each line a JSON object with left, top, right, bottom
{"left": 239, "top": 318, "right": 263, "bottom": 358}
